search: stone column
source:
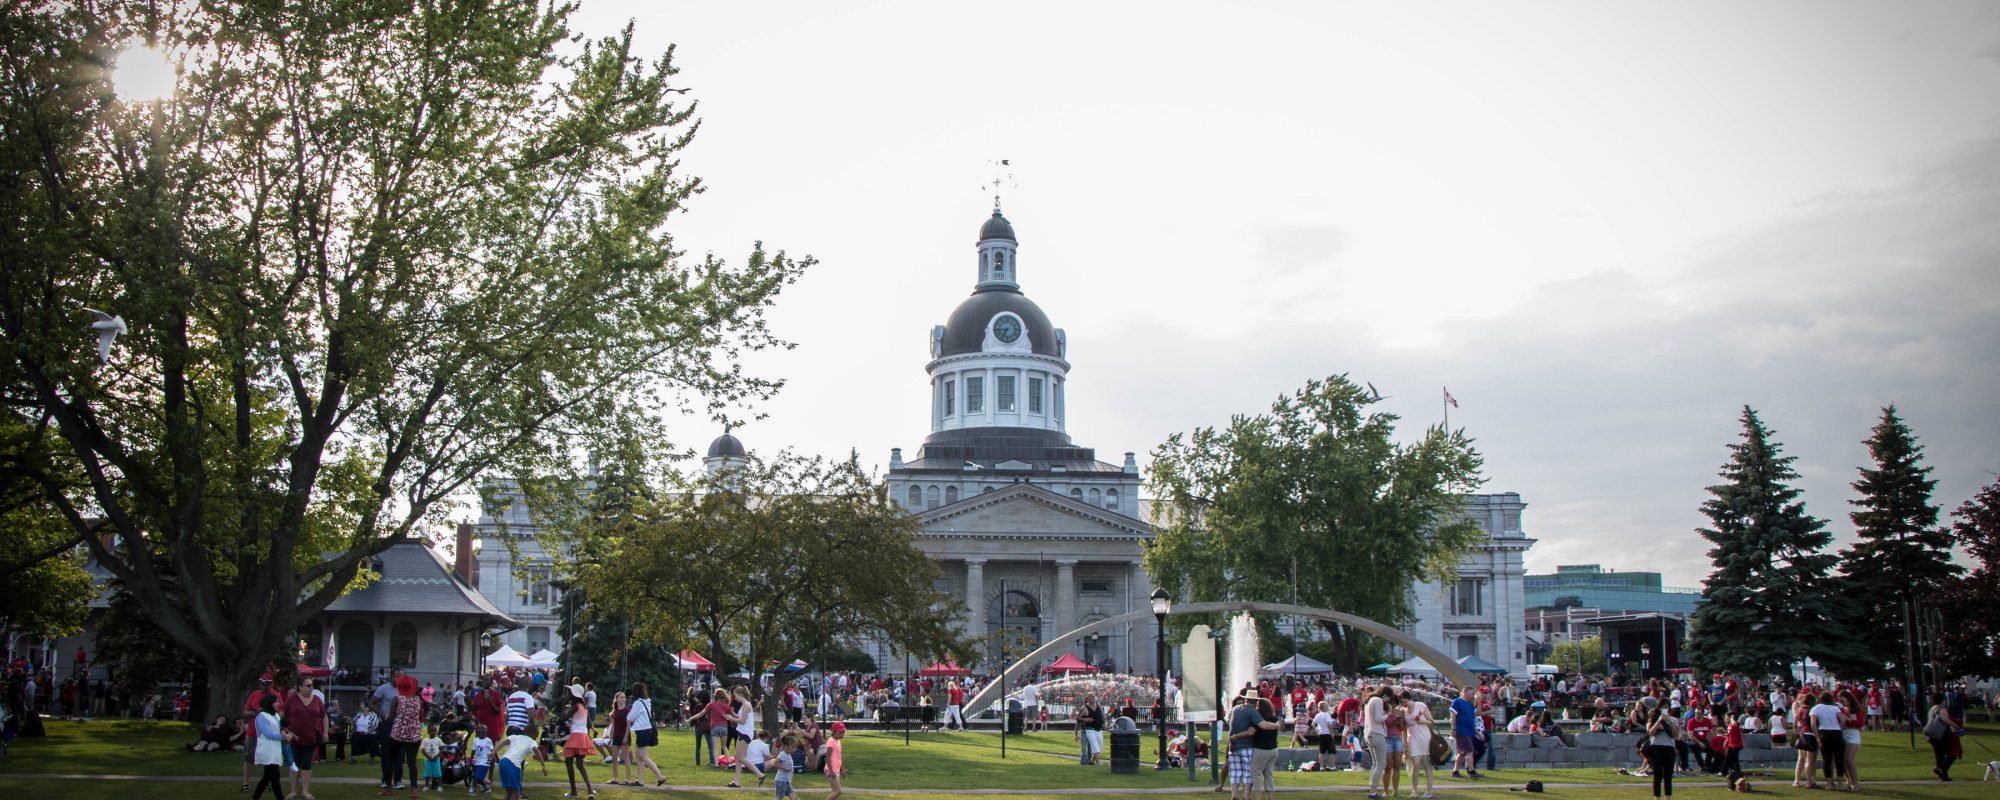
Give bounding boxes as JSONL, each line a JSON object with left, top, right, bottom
{"left": 965, "top": 560, "right": 987, "bottom": 644}
{"left": 1054, "top": 560, "right": 1077, "bottom": 643}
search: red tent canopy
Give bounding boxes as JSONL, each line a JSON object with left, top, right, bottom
{"left": 1041, "top": 652, "right": 1097, "bottom": 674}
{"left": 919, "top": 659, "right": 968, "bottom": 677}
{"left": 677, "top": 650, "right": 716, "bottom": 672}
{"left": 296, "top": 663, "right": 332, "bottom": 678}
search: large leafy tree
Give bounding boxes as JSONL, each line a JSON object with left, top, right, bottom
{"left": 1935, "top": 478, "right": 2000, "bottom": 679}
{"left": 1822, "top": 406, "right": 1960, "bottom": 680}
{"left": 1145, "top": 374, "right": 1487, "bottom": 673}
{"left": 0, "top": 2, "right": 804, "bottom": 718}
{"left": 0, "top": 417, "right": 93, "bottom": 637}
{"left": 1684, "top": 407, "right": 1864, "bottom": 678}
{"left": 561, "top": 452, "right": 969, "bottom": 729}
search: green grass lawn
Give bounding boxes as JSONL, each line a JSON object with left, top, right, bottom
{"left": 2, "top": 717, "right": 1995, "bottom": 797}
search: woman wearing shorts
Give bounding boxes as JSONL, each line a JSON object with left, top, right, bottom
{"left": 729, "top": 686, "right": 757, "bottom": 788}
{"left": 626, "top": 682, "right": 666, "bottom": 787}
{"left": 605, "top": 692, "right": 631, "bottom": 786}
{"left": 1382, "top": 694, "right": 1407, "bottom": 798}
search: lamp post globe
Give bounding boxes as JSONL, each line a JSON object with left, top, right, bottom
{"left": 1151, "top": 587, "right": 1172, "bottom": 769}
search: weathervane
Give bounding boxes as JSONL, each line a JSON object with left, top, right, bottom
{"left": 986, "top": 158, "right": 1014, "bottom": 212}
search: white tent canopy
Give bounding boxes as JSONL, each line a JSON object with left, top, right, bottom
{"left": 485, "top": 644, "right": 531, "bottom": 668}
{"left": 526, "top": 648, "right": 561, "bottom": 669}
{"left": 1260, "top": 654, "right": 1334, "bottom": 675}
{"left": 1388, "top": 655, "right": 1442, "bottom": 677}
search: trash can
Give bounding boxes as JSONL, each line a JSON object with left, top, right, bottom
{"left": 1109, "top": 716, "right": 1142, "bottom": 774}
{"left": 1006, "top": 699, "right": 1025, "bottom": 735}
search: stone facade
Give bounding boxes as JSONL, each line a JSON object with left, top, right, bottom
{"left": 1405, "top": 493, "right": 1536, "bottom": 676}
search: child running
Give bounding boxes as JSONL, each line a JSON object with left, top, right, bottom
{"left": 819, "top": 722, "right": 846, "bottom": 800}
{"left": 498, "top": 732, "right": 538, "bottom": 800}
{"left": 469, "top": 726, "right": 495, "bottom": 795}
{"left": 766, "top": 733, "right": 798, "bottom": 800}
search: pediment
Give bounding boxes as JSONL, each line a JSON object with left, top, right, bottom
{"left": 917, "top": 483, "right": 1151, "bottom": 540}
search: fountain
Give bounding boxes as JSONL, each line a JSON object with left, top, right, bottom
{"left": 1223, "top": 612, "right": 1261, "bottom": 701}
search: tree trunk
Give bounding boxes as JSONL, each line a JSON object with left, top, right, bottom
{"left": 206, "top": 656, "right": 269, "bottom": 723}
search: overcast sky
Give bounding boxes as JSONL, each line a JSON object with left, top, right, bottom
{"left": 552, "top": 0, "right": 2000, "bottom": 587}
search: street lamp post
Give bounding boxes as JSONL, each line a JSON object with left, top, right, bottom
{"left": 1150, "top": 588, "right": 1173, "bottom": 770}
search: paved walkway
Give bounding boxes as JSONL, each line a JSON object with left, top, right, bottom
{"left": 0, "top": 773, "right": 1964, "bottom": 794}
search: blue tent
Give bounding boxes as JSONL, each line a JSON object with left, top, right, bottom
{"left": 1456, "top": 655, "right": 1509, "bottom": 675}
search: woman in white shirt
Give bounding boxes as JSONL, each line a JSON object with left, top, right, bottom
{"left": 1808, "top": 693, "right": 1846, "bottom": 787}
{"left": 626, "top": 682, "right": 667, "bottom": 787}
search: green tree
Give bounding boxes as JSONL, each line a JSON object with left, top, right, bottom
{"left": 554, "top": 587, "right": 683, "bottom": 712}
{"left": 1548, "top": 636, "right": 1608, "bottom": 675}
{"left": 0, "top": 2, "right": 804, "bottom": 718}
{"left": 1145, "top": 374, "right": 1486, "bottom": 673}
{"left": 1684, "top": 407, "right": 1864, "bottom": 678}
{"left": 574, "top": 452, "right": 969, "bottom": 730}
{"left": 0, "top": 418, "right": 94, "bottom": 638}
{"left": 1935, "top": 478, "right": 2000, "bottom": 679}
{"left": 1823, "top": 406, "right": 1960, "bottom": 680}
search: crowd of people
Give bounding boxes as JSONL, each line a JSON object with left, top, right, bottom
{"left": 190, "top": 666, "right": 858, "bottom": 800}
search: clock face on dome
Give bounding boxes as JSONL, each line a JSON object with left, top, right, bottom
{"left": 993, "top": 315, "right": 1022, "bottom": 344}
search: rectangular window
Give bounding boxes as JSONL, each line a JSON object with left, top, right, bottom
{"left": 527, "top": 626, "right": 551, "bottom": 653}
{"left": 1080, "top": 579, "right": 1113, "bottom": 595}
{"left": 528, "top": 567, "right": 551, "bottom": 606}
{"left": 1029, "top": 377, "right": 1044, "bottom": 413}
{"left": 997, "top": 375, "right": 1016, "bottom": 412}
{"left": 1453, "top": 578, "right": 1484, "bottom": 616}
{"left": 966, "top": 376, "right": 984, "bottom": 413}
{"left": 943, "top": 380, "right": 955, "bottom": 416}
{"left": 1457, "top": 635, "right": 1479, "bottom": 658}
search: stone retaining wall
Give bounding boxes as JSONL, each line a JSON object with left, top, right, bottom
{"left": 1264, "top": 732, "right": 1794, "bottom": 772}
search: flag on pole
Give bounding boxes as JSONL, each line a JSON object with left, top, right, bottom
{"left": 1444, "top": 388, "right": 1459, "bottom": 408}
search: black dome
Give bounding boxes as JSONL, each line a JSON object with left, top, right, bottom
{"left": 979, "top": 210, "right": 1016, "bottom": 242}
{"left": 705, "top": 432, "right": 746, "bottom": 458}
{"left": 937, "top": 289, "right": 1060, "bottom": 358}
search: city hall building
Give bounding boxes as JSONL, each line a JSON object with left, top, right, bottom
{"left": 467, "top": 206, "right": 1536, "bottom": 678}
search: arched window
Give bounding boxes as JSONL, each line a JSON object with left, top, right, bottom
{"left": 1088, "top": 488, "right": 1102, "bottom": 506}
{"left": 992, "top": 251, "right": 1005, "bottom": 278}
{"left": 1105, "top": 488, "right": 1120, "bottom": 511}
{"left": 1070, "top": 488, "right": 1083, "bottom": 500}
{"left": 982, "top": 486, "right": 995, "bottom": 494}
{"left": 907, "top": 485, "right": 922, "bottom": 507}
{"left": 389, "top": 621, "right": 418, "bottom": 669}
{"left": 945, "top": 486, "right": 959, "bottom": 504}
{"left": 925, "top": 485, "right": 941, "bottom": 509}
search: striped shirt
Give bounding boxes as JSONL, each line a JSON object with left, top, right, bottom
{"left": 507, "top": 691, "right": 537, "bottom": 732}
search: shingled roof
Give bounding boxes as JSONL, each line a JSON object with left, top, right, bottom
{"left": 323, "top": 542, "right": 519, "bottom": 629}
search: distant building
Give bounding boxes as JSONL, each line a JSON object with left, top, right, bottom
{"left": 1522, "top": 564, "right": 1699, "bottom": 664}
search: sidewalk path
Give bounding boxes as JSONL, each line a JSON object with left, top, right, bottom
{"left": 0, "top": 773, "right": 1962, "bottom": 794}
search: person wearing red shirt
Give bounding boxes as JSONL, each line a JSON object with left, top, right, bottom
{"left": 1334, "top": 694, "right": 1361, "bottom": 732}
{"left": 240, "top": 674, "right": 277, "bottom": 792}
{"left": 1289, "top": 687, "right": 1308, "bottom": 718}
{"left": 1721, "top": 714, "right": 1745, "bottom": 776}
{"left": 703, "top": 688, "right": 735, "bottom": 768}
{"left": 944, "top": 683, "right": 967, "bottom": 731}
{"left": 1686, "top": 712, "right": 1715, "bottom": 774}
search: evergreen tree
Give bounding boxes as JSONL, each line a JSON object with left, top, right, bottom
{"left": 1685, "top": 407, "right": 1864, "bottom": 678}
{"left": 1821, "top": 406, "right": 1961, "bottom": 679}
{"left": 554, "top": 588, "right": 682, "bottom": 711}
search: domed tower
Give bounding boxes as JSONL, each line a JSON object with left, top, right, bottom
{"left": 890, "top": 208, "right": 1140, "bottom": 516}
{"left": 704, "top": 430, "right": 748, "bottom": 477}
{"left": 926, "top": 208, "right": 1069, "bottom": 435}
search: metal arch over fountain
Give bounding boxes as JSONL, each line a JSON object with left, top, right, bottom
{"left": 965, "top": 600, "right": 1479, "bottom": 714}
